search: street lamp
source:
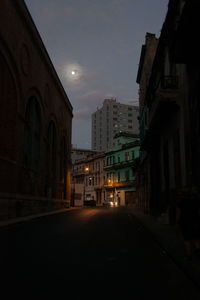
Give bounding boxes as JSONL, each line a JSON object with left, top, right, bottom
{"left": 84, "top": 166, "right": 89, "bottom": 206}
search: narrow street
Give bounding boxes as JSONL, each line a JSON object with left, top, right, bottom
{"left": 1, "top": 207, "right": 200, "bottom": 299}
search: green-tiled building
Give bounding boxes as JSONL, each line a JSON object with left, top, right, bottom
{"left": 104, "top": 132, "right": 140, "bottom": 206}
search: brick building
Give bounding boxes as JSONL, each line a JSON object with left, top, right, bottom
{"left": 0, "top": 0, "right": 73, "bottom": 220}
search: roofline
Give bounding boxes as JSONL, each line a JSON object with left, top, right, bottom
{"left": 15, "top": 1, "right": 73, "bottom": 116}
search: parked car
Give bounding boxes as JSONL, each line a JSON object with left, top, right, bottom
{"left": 103, "top": 200, "right": 118, "bottom": 207}
{"left": 84, "top": 200, "right": 96, "bottom": 207}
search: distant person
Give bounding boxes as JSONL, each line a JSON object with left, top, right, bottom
{"left": 176, "top": 186, "right": 200, "bottom": 260}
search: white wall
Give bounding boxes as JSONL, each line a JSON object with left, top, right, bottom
{"left": 74, "top": 183, "right": 84, "bottom": 206}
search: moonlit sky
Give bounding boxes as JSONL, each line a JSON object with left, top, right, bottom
{"left": 24, "top": 0, "right": 169, "bottom": 149}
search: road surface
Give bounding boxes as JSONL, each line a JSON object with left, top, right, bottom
{"left": 0, "top": 207, "right": 200, "bottom": 299}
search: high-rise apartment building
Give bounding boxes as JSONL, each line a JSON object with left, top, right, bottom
{"left": 91, "top": 98, "right": 139, "bottom": 151}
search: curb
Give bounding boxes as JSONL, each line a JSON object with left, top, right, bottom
{"left": 0, "top": 207, "right": 79, "bottom": 228}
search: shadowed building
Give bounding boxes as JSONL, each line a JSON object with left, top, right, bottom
{"left": 0, "top": 0, "right": 73, "bottom": 220}
{"left": 71, "top": 151, "right": 105, "bottom": 206}
{"left": 136, "top": 32, "right": 158, "bottom": 213}
{"left": 136, "top": 0, "right": 200, "bottom": 224}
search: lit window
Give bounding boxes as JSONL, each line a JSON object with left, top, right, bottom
{"left": 125, "top": 152, "right": 130, "bottom": 161}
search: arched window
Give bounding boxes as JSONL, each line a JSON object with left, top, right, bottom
{"left": 46, "top": 121, "right": 57, "bottom": 197}
{"left": 24, "top": 97, "right": 41, "bottom": 172}
{"left": 60, "top": 137, "right": 66, "bottom": 182}
{"left": 60, "top": 136, "right": 67, "bottom": 199}
{"left": 0, "top": 52, "right": 17, "bottom": 159}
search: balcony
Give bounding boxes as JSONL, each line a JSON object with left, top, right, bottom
{"left": 72, "top": 169, "right": 85, "bottom": 176}
{"left": 104, "top": 179, "right": 135, "bottom": 189}
{"left": 115, "top": 179, "right": 135, "bottom": 188}
{"left": 160, "top": 75, "right": 179, "bottom": 90}
{"left": 148, "top": 75, "right": 180, "bottom": 131}
{"left": 104, "top": 159, "right": 136, "bottom": 171}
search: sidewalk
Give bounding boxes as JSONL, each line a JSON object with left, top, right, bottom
{"left": 129, "top": 206, "right": 200, "bottom": 290}
{"left": 0, "top": 207, "right": 78, "bottom": 228}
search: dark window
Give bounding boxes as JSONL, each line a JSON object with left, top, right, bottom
{"left": 125, "top": 170, "right": 130, "bottom": 181}
{"left": 46, "top": 121, "right": 57, "bottom": 197}
{"left": 173, "top": 129, "right": 181, "bottom": 187}
{"left": 24, "top": 97, "right": 41, "bottom": 172}
{"left": 60, "top": 137, "right": 66, "bottom": 183}
{"left": 107, "top": 157, "right": 109, "bottom": 166}
{"left": 118, "top": 172, "right": 120, "bottom": 182}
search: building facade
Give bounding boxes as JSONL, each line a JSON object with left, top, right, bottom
{"left": 104, "top": 132, "right": 140, "bottom": 206}
{"left": 71, "top": 152, "right": 106, "bottom": 206}
{"left": 71, "top": 147, "right": 98, "bottom": 164}
{"left": 136, "top": 33, "right": 159, "bottom": 213}
{"left": 91, "top": 98, "right": 139, "bottom": 151}
{"left": 0, "top": 0, "right": 73, "bottom": 220}
{"left": 136, "top": 0, "right": 200, "bottom": 224}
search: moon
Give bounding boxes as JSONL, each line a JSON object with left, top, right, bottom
{"left": 63, "top": 63, "right": 83, "bottom": 82}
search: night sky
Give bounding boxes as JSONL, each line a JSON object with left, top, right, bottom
{"left": 24, "top": 0, "right": 169, "bottom": 149}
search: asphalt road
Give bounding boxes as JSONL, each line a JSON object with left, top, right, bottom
{"left": 1, "top": 207, "right": 200, "bottom": 299}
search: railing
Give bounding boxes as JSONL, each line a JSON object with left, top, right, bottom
{"left": 104, "top": 159, "right": 136, "bottom": 170}
{"left": 148, "top": 75, "right": 179, "bottom": 129}
{"left": 72, "top": 169, "right": 85, "bottom": 176}
{"left": 104, "top": 179, "right": 135, "bottom": 188}
{"left": 160, "top": 75, "right": 179, "bottom": 90}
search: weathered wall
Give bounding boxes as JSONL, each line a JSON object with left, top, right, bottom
{"left": 0, "top": 0, "right": 73, "bottom": 220}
